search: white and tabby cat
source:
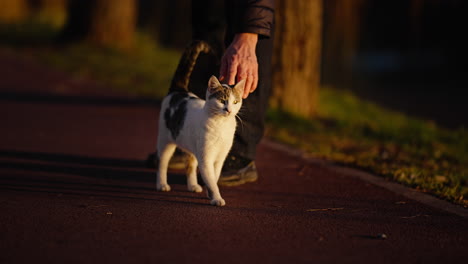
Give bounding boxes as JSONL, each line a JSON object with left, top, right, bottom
{"left": 156, "top": 41, "right": 244, "bottom": 206}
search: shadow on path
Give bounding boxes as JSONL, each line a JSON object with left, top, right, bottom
{"left": 0, "top": 149, "right": 207, "bottom": 203}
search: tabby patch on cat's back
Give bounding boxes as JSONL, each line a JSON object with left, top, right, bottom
{"left": 164, "top": 92, "right": 197, "bottom": 139}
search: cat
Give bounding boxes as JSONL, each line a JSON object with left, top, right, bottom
{"left": 156, "top": 40, "right": 244, "bottom": 206}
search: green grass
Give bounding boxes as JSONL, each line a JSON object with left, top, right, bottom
{"left": 2, "top": 22, "right": 466, "bottom": 207}
{"left": 266, "top": 88, "right": 468, "bottom": 207}
{"left": 36, "top": 33, "right": 181, "bottom": 99}
{"left": 0, "top": 20, "right": 59, "bottom": 46}
{"left": 0, "top": 21, "right": 180, "bottom": 98}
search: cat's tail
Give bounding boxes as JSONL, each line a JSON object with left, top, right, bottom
{"left": 169, "top": 40, "right": 212, "bottom": 92}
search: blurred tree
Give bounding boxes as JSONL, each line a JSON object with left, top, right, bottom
{"left": 138, "top": 0, "right": 191, "bottom": 49}
{"left": 271, "top": 0, "right": 323, "bottom": 118}
{"left": 409, "top": 0, "right": 423, "bottom": 48}
{"left": 0, "top": 0, "right": 30, "bottom": 23}
{"left": 89, "top": 0, "right": 137, "bottom": 50}
{"left": 29, "top": 0, "right": 67, "bottom": 28}
{"left": 59, "top": 0, "right": 137, "bottom": 51}
{"left": 322, "top": 0, "right": 366, "bottom": 86}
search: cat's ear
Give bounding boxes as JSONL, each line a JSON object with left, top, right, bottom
{"left": 233, "top": 79, "right": 246, "bottom": 95}
{"left": 208, "top": 75, "right": 222, "bottom": 93}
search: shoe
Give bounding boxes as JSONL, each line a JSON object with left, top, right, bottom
{"left": 218, "top": 155, "right": 258, "bottom": 186}
{"left": 145, "top": 149, "right": 187, "bottom": 170}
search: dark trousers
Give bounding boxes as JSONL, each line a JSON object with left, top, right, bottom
{"left": 172, "top": 0, "right": 273, "bottom": 161}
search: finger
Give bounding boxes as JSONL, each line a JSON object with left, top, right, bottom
{"left": 236, "top": 66, "right": 248, "bottom": 83}
{"left": 236, "top": 65, "right": 246, "bottom": 82}
{"left": 227, "top": 61, "right": 238, "bottom": 85}
{"left": 243, "top": 75, "right": 254, "bottom": 99}
{"left": 251, "top": 62, "right": 259, "bottom": 92}
{"left": 250, "top": 70, "right": 258, "bottom": 94}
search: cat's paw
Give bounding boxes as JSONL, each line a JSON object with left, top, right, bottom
{"left": 156, "top": 183, "right": 171, "bottom": 192}
{"left": 188, "top": 184, "right": 203, "bottom": 193}
{"left": 210, "top": 198, "right": 226, "bottom": 207}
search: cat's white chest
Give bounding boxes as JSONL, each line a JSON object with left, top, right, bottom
{"left": 204, "top": 117, "right": 236, "bottom": 144}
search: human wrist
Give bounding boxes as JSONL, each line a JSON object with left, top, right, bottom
{"left": 233, "top": 33, "right": 258, "bottom": 46}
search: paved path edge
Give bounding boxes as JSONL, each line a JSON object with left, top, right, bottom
{"left": 262, "top": 139, "right": 468, "bottom": 219}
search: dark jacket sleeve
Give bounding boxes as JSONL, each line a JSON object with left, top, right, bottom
{"left": 227, "top": 0, "right": 275, "bottom": 39}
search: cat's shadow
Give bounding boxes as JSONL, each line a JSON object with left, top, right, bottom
{"left": 0, "top": 149, "right": 209, "bottom": 203}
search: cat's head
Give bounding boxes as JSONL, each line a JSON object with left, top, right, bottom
{"left": 206, "top": 75, "right": 244, "bottom": 117}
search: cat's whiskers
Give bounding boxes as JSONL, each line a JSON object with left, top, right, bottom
{"left": 235, "top": 112, "right": 245, "bottom": 131}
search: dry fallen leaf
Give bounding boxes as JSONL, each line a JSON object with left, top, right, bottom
{"left": 377, "top": 233, "right": 388, "bottom": 239}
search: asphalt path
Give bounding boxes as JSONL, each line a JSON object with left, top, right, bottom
{"left": 0, "top": 51, "right": 466, "bottom": 263}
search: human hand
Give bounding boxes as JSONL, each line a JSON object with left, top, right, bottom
{"left": 219, "top": 33, "right": 258, "bottom": 99}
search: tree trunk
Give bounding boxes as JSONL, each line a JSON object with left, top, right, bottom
{"left": 59, "top": 0, "right": 137, "bottom": 51}
{"left": 271, "top": 0, "right": 323, "bottom": 118}
{"left": 322, "top": 0, "right": 366, "bottom": 86}
{"left": 88, "top": 0, "right": 137, "bottom": 50}
{"left": 0, "top": 0, "right": 29, "bottom": 23}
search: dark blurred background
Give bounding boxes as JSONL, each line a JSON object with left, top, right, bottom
{"left": 322, "top": 0, "right": 468, "bottom": 129}
{"left": 0, "top": 0, "right": 467, "bottom": 129}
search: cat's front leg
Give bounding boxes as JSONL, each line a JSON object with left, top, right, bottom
{"left": 214, "top": 160, "right": 223, "bottom": 183}
{"left": 199, "top": 162, "right": 225, "bottom": 206}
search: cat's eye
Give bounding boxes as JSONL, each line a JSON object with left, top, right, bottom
{"left": 233, "top": 100, "right": 238, "bottom": 104}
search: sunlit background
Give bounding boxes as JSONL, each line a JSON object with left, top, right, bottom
{"left": 0, "top": 0, "right": 467, "bottom": 205}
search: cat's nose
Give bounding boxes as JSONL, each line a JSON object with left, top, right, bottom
{"left": 224, "top": 108, "right": 231, "bottom": 114}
